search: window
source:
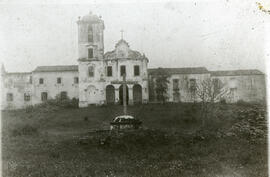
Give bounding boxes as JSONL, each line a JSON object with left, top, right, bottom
{"left": 213, "top": 78, "right": 220, "bottom": 92}
{"left": 57, "top": 77, "right": 61, "bottom": 84}
{"left": 230, "top": 88, "right": 237, "bottom": 92}
{"left": 189, "top": 79, "right": 196, "bottom": 91}
{"left": 7, "top": 93, "right": 13, "bottom": 101}
{"left": 41, "top": 92, "right": 48, "bottom": 101}
{"left": 39, "top": 78, "right": 44, "bottom": 84}
{"left": 24, "top": 93, "right": 30, "bottom": 101}
{"left": 173, "top": 79, "right": 179, "bottom": 90}
{"left": 88, "top": 25, "right": 93, "bottom": 42}
{"left": 134, "top": 65, "right": 140, "bottom": 76}
{"left": 250, "top": 78, "right": 255, "bottom": 89}
{"left": 29, "top": 76, "right": 32, "bottom": 84}
{"left": 229, "top": 78, "right": 237, "bottom": 89}
{"left": 60, "top": 91, "right": 67, "bottom": 100}
{"left": 107, "top": 66, "right": 112, "bottom": 77}
{"left": 8, "top": 78, "right": 13, "bottom": 84}
{"left": 88, "top": 66, "right": 94, "bottom": 77}
{"left": 88, "top": 48, "right": 93, "bottom": 58}
{"left": 74, "top": 77, "right": 79, "bottom": 84}
{"left": 120, "top": 65, "right": 126, "bottom": 76}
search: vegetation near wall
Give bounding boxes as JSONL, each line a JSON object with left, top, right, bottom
{"left": 25, "top": 95, "right": 79, "bottom": 113}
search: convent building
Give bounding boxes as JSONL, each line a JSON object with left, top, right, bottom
{"left": 1, "top": 12, "right": 266, "bottom": 109}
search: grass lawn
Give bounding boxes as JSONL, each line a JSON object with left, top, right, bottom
{"left": 1, "top": 103, "right": 268, "bottom": 177}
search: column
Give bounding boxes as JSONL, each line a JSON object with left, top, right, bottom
{"left": 142, "top": 81, "right": 148, "bottom": 103}
{"left": 115, "top": 86, "right": 119, "bottom": 104}
{"left": 128, "top": 85, "right": 133, "bottom": 105}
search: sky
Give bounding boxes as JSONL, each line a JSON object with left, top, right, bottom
{"left": 0, "top": 0, "right": 269, "bottom": 73}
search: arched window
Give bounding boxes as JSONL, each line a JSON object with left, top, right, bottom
{"left": 88, "top": 48, "right": 93, "bottom": 58}
{"left": 88, "top": 66, "right": 94, "bottom": 77}
{"left": 24, "top": 93, "right": 31, "bottom": 101}
{"left": 88, "top": 25, "right": 93, "bottom": 42}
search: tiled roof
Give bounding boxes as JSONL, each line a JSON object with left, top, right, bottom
{"left": 210, "top": 69, "right": 264, "bottom": 76}
{"left": 33, "top": 65, "right": 78, "bottom": 72}
{"left": 148, "top": 67, "right": 209, "bottom": 75}
{"left": 5, "top": 72, "right": 31, "bottom": 75}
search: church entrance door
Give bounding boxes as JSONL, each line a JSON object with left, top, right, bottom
{"left": 119, "top": 84, "right": 129, "bottom": 105}
{"left": 106, "top": 85, "right": 115, "bottom": 104}
{"left": 133, "top": 84, "right": 142, "bottom": 104}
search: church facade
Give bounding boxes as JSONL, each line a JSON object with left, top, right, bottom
{"left": 1, "top": 13, "right": 266, "bottom": 110}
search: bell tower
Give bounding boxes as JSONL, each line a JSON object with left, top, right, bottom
{"left": 77, "top": 12, "right": 105, "bottom": 60}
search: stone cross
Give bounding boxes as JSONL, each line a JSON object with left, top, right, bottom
{"left": 114, "top": 74, "right": 137, "bottom": 115}
{"left": 123, "top": 73, "right": 127, "bottom": 115}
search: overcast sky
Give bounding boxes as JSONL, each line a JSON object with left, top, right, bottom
{"left": 0, "top": 0, "right": 269, "bottom": 72}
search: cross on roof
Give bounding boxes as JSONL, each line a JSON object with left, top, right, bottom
{"left": 120, "top": 29, "right": 124, "bottom": 39}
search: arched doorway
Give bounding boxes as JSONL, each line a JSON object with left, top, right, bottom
{"left": 133, "top": 84, "right": 142, "bottom": 104}
{"left": 106, "top": 85, "right": 115, "bottom": 104}
{"left": 119, "top": 84, "right": 129, "bottom": 105}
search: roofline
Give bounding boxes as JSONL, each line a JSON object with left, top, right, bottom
{"left": 148, "top": 67, "right": 208, "bottom": 70}
{"left": 148, "top": 67, "right": 210, "bottom": 74}
{"left": 210, "top": 69, "right": 264, "bottom": 76}
{"left": 33, "top": 69, "right": 78, "bottom": 73}
{"left": 211, "top": 73, "right": 264, "bottom": 76}
{"left": 5, "top": 72, "right": 32, "bottom": 75}
{"left": 33, "top": 65, "right": 78, "bottom": 72}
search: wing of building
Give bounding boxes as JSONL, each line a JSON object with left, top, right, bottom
{"left": 1, "top": 12, "right": 266, "bottom": 110}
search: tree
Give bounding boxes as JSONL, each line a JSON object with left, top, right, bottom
{"left": 195, "top": 78, "right": 228, "bottom": 125}
{"left": 154, "top": 68, "right": 170, "bottom": 104}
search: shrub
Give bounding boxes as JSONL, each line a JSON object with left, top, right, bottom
{"left": 226, "top": 106, "right": 267, "bottom": 141}
{"left": 51, "top": 94, "right": 79, "bottom": 108}
{"left": 22, "top": 96, "right": 79, "bottom": 113}
{"left": 220, "top": 98, "right": 226, "bottom": 104}
{"left": 236, "top": 99, "right": 250, "bottom": 106}
{"left": 25, "top": 105, "right": 35, "bottom": 113}
{"left": 11, "top": 125, "right": 39, "bottom": 137}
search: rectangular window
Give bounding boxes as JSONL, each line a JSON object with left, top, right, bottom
{"left": 134, "top": 65, "right": 140, "bottom": 76}
{"left": 41, "top": 92, "right": 48, "bottom": 101}
{"left": 88, "top": 66, "right": 94, "bottom": 77}
{"left": 7, "top": 93, "right": 13, "bottom": 101}
{"left": 213, "top": 78, "right": 220, "bottom": 92}
{"left": 250, "top": 78, "right": 255, "bottom": 89}
{"left": 120, "top": 65, "right": 126, "bottom": 76}
{"left": 57, "top": 77, "right": 61, "bottom": 84}
{"left": 107, "top": 66, "right": 112, "bottom": 77}
{"left": 24, "top": 93, "right": 30, "bottom": 101}
{"left": 229, "top": 78, "right": 237, "bottom": 89}
{"left": 88, "top": 26, "right": 93, "bottom": 42}
{"left": 74, "top": 77, "right": 79, "bottom": 84}
{"left": 39, "top": 78, "right": 44, "bottom": 84}
{"left": 173, "top": 79, "right": 179, "bottom": 90}
{"left": 189, "top": 79, "right": 196, "bottom": 91}
{"left": 60, "top": 91, "right": 67, "bottom": 100}
{"left": 29, "top": 76, "right": 32, "bottom": 84}
{"left": 88, "top": 48, "right": 93, "bottom": 58}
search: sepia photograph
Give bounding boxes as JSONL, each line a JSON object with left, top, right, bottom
{"left": 0, "top": 0, "right": 269, "bottom": 176}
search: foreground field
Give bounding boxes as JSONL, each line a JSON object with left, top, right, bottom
{"left": 1, "top": 103, "right": 268, "bottom": 177}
